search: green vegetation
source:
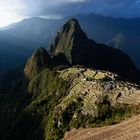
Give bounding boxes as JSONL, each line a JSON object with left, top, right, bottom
{"left": 0, "top": 67, "right": 140, "bottom": 140}
{"left": 0, "top": 68, "right": 69, "bottom": 140}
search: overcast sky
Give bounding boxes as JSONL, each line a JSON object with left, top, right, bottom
{"left": 0, "top": 0, "right": 140, "bottom": 27}
{"left": 17, "top": 0, "right": 140, "bottom": 18}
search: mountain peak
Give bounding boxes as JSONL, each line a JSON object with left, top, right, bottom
{"left": 58, "top": 18, "right": 85, "bottom": 36}
{"left": 67, "top": 18, "right": 79, "bottom": 23}
{"left": 49, "top": 18, "right": 88, "bottom": 64}
{"left": 24, "top": 47, "right": 51, "bottom": 80}
{"left": 63, "top": 18, "right": 81, "bottom": 29}
{"left": 49, "top": 18, "right": 138, "bottom": 81}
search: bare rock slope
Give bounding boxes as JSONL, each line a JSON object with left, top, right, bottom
{"left": 64, "top": 114, "right": 140, "bottom": 140}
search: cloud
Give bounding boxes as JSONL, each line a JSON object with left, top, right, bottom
{"left": 1, "top": 0, "right": 140, "bottom": 19}
{"left": 0, "top": 1, "right": 25, "bottom": 27}
{"left": 17, "top": 0, "right": 89, "bottom": 17}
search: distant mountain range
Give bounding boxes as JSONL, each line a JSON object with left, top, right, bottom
{"left": 0, "top": 13, "right": 140, "bottom": 70}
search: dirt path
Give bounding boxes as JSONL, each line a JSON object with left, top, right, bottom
{"left": 64, "top": 114, "right": 140, "bottom": 140}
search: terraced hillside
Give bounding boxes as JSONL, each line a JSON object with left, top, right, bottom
{"left": 61, "top": 68, "right": 140, "bottom": 140}
{"left": 1, "top": 66, "right": 140, "bottom": 140}
{"left": 46, "top": 67, "right": 140, "bottom": 139}
{"left": 59, "top": 67, "right": 140, "bottom": 109}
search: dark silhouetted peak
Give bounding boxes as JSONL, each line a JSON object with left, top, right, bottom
{"left": 24, "top": 47, "right": 51, "bottom": 80}
{"left": 60, "top": 18, "right": 81, "bottom": 33}
{"left": 49, "top": 18, "right": 139, "bottom": 81}
{"left": 49, "top": 18, "right": 88, "bottom": 64}
{"left": 67, "top": 18, "right": 79, "bottom": 24}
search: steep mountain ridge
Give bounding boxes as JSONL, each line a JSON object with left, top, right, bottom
{"left": 1, "top": 14, "right": 140, "bottom": 70}
{"left": 50, "top": 18, "right": 139, "bottom": 81}
{"left": 1, "top": 14, "right": 140, "bottom": 71}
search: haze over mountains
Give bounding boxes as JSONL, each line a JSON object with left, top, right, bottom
{"left": 0, "top": 13, "right": 140, "bottom": 71}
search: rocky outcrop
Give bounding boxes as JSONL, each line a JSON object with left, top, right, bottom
{"left": 24, "top": 47, "right": 51, "bottom": 80}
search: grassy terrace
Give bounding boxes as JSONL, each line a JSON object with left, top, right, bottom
{"left": 58, "top": 67, "right": 140, "bottom": 113}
